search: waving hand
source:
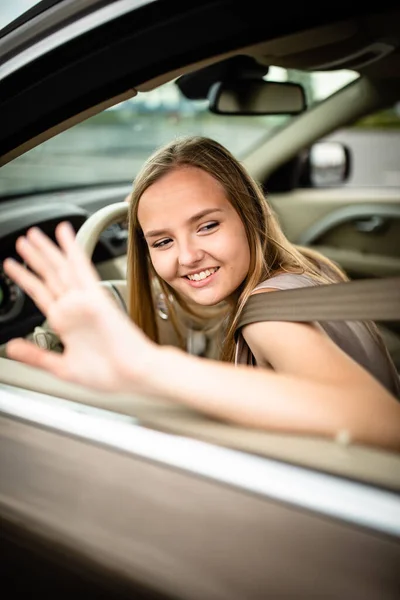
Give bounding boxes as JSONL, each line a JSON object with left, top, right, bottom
{"left": 3, "top": 222, "right": 155, "bottom": 392}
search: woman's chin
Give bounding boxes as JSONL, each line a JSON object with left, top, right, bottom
{"left": 186, "top": 286, "right": 227, "bottom": 306}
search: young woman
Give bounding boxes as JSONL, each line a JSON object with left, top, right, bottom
{"left": 4, "top": 136, "right": 400, "bottom": 450}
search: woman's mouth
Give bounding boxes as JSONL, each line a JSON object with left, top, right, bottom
{"left": 184, "top": 267, "right": 219, "bottom": 287}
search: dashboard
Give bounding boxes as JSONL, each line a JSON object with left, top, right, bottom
{"left": 0, "top": 185, "right": 131, "bottom": 346}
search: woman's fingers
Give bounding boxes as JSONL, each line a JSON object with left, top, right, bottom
{"left": 27, "top": 225, "right": 82, "bottom": 290}
{"left": 25, "top": 227, "right": 65, "bottom": 270}
{"left": 6, "top": 338, "right": 65, "bottom": 377}
{"left": 15, "top": 234, "right": 67, "bottom": 299}
{"left": 11, "top": 223, "right": 99, "bottom": 300}
{"left": 4, "top": 222, "right": 104, "bottom": 328}
{"left": 3, "top": 258, "right": 54, "bottom": 315}
{"left": 55, "top": 222, "right": 100, "bottom": 289}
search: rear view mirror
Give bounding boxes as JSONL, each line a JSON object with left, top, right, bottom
{"left": 208, "top": 80, "right": 306, "bottom": 115}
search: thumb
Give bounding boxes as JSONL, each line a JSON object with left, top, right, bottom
{"left": 7, "top": 338, "right": 65, "bottom": 378}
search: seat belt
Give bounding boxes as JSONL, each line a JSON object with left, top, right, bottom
{"left": 31, "top": 276, "right": 400, "bottom": 351}
{"left": 235, "top": 276, "right": 400, "bottom": 334}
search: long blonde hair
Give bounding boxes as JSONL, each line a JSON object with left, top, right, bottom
{"left": 127, "top": 135, "right": 350, "bottom": 361}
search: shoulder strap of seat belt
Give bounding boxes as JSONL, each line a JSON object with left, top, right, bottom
{"left": 235, "top": 276, "right": 400, "bottom": 336}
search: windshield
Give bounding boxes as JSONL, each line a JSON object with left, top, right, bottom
{"left": 0, "top": 0, "right": 42, "bottom": 29}
{"left": 0, "top": 67, "right": 358, "bottom": 197}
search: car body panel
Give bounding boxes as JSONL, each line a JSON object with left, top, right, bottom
{"left": 1, "top": 388, "right": 400, "bottom": 599}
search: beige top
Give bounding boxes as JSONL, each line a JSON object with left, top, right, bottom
{"left": 235, "top": 273, "right": 400, "bottom": 398}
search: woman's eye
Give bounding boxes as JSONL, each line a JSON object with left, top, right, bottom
{"left": 153, "top": 238, "right": 172, "bottom": 249}
{"left": 199, "top": 221, "right": 219, "bottom": 233}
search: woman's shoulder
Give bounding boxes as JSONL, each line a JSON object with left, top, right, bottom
{"left": 253, "top": 272, "right": 318, "bottom": 294}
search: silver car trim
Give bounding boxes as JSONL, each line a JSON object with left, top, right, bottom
{"left": 1, "top": 382, "right": 399, "bottom": 537}
{"left": 0, "top": 0, "right": 152, "bottom": 81}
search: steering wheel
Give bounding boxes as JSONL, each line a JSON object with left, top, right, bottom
{"left": 76, "top": 201, "right": 129, "bottom": 259}
{"left": 75, "top": 201, "right": 129, "bottom": 311}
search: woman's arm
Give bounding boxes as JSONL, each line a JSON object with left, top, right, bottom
{"left": 133, "top": 338, "right": 400, "bottom": 451}
{"left": 4, "top": 223, "right": 400, "bottom": 451}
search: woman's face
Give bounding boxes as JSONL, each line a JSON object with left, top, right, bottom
{"left": 137, "top": 166, "right": 251, "bottom": 306}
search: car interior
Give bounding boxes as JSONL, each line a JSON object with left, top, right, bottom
{"left": 1, "top": 2, "right": 400, "bottom": 598}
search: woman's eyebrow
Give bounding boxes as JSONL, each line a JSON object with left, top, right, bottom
{"left": 144, "top": 208, "right": 223, "bottom": 238}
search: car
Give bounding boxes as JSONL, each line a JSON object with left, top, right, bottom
{"left": 0, "top": 1, "right": 399, "bottom": 598}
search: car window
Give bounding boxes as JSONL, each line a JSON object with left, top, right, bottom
{"left": 310, "top": 102, "right": 400, "bottom": 188}
{"left": 0, "top": 68, "right": 358, "bottom": 197}
{"left": 0, "top": 0, "right": 42, "bottom": 29}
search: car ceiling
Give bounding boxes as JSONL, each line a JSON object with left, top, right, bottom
{"left": 0, "top": 1, "right": 399, "bottom": 164}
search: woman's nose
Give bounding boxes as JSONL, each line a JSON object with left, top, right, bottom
{"left": 178, "top": 239, "right": 204, "bottom": 267}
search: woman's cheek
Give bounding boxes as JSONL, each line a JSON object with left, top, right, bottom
{"left": 150, "top": 252, "right": 173, "bottom": 282}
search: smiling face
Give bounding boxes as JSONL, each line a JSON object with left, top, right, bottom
{"left": 137, "top": 165, "right": 251, "bottom": 306}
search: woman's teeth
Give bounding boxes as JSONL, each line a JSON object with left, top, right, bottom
{"left": 187, "top": 267, "right": 218, "bottom": 281}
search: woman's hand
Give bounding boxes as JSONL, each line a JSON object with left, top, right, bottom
{"left": 3, "top": 222, "right": 156, "bottom": 392}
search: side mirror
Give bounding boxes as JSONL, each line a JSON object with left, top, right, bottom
{"left": 208, "top": 80, "right": 306, "bottom": 115}
{"left": 308, "top": 142, "right": 351, "bottom": 186}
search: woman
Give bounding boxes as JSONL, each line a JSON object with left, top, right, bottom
{"left": 4, "top": 136, "right": 400, "bottom": 450}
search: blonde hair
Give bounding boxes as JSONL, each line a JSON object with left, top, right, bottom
{"left": 127, "top": 135, "right": 351, "bottom": 361}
